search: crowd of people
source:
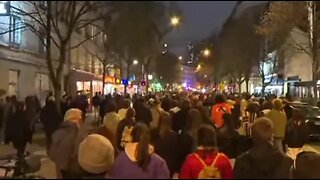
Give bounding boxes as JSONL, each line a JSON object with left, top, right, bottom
{"left": 1, "top": 90, "right": 320, "bottom": 179}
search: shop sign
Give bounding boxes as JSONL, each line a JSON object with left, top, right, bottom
{"left": 105, "top": 76, "right": 115, "bottom": 83}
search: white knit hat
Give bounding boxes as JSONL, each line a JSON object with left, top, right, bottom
{"left": 78, "top": 134, "right": 114, "bottom": 174}
{"left": 64, "top": 108, "right": 82, "bottom": 122}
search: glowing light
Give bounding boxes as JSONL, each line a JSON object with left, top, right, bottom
{"left": 170, "top": 16, "right": 180, "bottom": 26}
{"left": 179, "top": 56, "right": 183, "bottom": 60}
{"left": 203, "top": 49, "right": 210, "bottom": 57}
{"left": 133, "top": 60, "right": 138, "bottom": 65}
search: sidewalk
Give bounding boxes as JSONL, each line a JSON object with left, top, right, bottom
{"left": 0, "top": 113, "right": 97, "bottom": 179}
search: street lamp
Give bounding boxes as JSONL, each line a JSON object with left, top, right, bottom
{"left": 170, "top": 16, "right": 180, "bottom": 26}
{"left": 133, "top": 60, "right": 138, "bottom": 65}
{"left": 203, "top": 48, "right": 210, "bottom": 57}
{"left": 164, "top": 43, "right": 168, "bottom": 48}
{"left": 179, "top": 56, "right": 183, "bottom": 60}
{"left": 148, "top": 74, "right": 153, "bottom": 80}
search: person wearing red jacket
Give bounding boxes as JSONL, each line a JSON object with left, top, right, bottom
{"left": 179, "top": 124, "right": 233, "bottom": 179}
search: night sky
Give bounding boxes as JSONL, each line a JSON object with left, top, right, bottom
{"left": 165, "top": 1, "right": 237, "bottom": 56}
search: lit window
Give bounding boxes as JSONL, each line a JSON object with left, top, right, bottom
{"left": 12, "top": 16, "right": 22, "bottom": 45}
{"left": 0, "top": 1, "right": 9, "bottom": 15}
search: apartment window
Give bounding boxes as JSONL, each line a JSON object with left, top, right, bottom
{"left": 0, "top": 1, "right": 9, "bottom": 15}
{"left": 11, "top": 16, "right": 22, "bottom": 46}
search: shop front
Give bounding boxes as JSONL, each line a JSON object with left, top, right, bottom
{"left": 70, "top": 69, "right": 102, "bottom": 97}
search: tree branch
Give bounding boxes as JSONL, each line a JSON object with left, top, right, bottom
{"left": 68, "top": 30, "right": 102, "bottom": 51}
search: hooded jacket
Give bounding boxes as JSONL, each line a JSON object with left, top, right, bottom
{"left": 233, "top": 143, "right": 293, "bottom": 179}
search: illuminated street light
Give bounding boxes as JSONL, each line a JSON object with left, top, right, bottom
{"left": 148, "top": 74, "right": 153, "bottom": 80}
{"left": 171, "top": 16, "right": 180, "bottom": 26}
{"left": 181, "top": 67, "right": 184, "bottom": 71}
{"left": 133, "top": 60, "right": 138, "bottom": 65}
{"left": 178, "top": 56, "right": 183, "bottom": 60}
{"left": 164, "top": 43, "right": 168, "bottom": 48}
{"left": 203, "top": 48, "right": 210, "bottom": 57}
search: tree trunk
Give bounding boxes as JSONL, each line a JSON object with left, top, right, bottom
{"left": 245, "top": 78, "right": 249, "bottom": 93}
{"left": 102, "top": 63, "right": 106, "bottom": 96}
{"left": 237, "top": 80, "right": 242, "bottom": 94}
{"left": 261, "top": 76, "right": 265, "bottom": 97}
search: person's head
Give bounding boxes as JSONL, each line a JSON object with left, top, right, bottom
{"left": 125, "top": 107, "right": 135, "bottom": 120}
{"left": 293, "top": 151, "right": 320, "bottom": 179}
{"left": 122, "top": 99, "right": 131, "bottom": 109}
{"left": 11, "top": 95, "right": 17, "bottom": 103}
{"left": 197, "top": 125, "right": 217, "bottom": 150}
{"left": 158, "top": 112, "right": 172, "bottom": 138}
{"left": 64, "top": 108, "right": 83, "bottom": 126}
{"left": 251, "top": 117, "right": 274, "bottom": 146}
{"left": 5, "top": 96, "right": 10, "bottom": 103}
{"left": 273, "top": 99, "right": 283, "bottom": 111}
{"left": 95, "top": 92, "right": 98, "bottom": 96}
{"left": 214, "top": 94, "right": 226, "bottom": 104}
{"left": 78, "top": 134, "right": 114, "bottom": 175}
{"left": 16, "top": 101, "right": 25, "bottom": 113}
{"left": 180, "top": 99, "right": 191, "bottom": 110}
{"left": 105, "top": 103, "right": 117, "bottom": 114}
{"left": 185, "top": 109, "right": 203, "bottom": 132}
{"left": 131, "top": 123, "right": 151, "bottom": 171}
{"left": 222, "top": 113, "right": 235, "bottom": 129}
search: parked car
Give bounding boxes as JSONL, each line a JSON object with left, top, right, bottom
{"left": 290, "top": 102, "right": 320, "bottom": 139}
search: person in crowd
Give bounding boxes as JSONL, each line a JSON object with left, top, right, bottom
{"left": 172, "top": 99, "right": 191, "bottom": 133}
{"left": 283, "top": 99, "right": 294, "bottom": 121}
{"left": 211, "top": 94, "right": 232, "bottom": 129}
{"left": 150, "top": 100, "right": 164, "bottom": 129}
{"left": 240, "top": 93, "right": 251, "bottom": 120}
{"left": 116, "top": 108, "right": 136, "bottom": 150}
{"left": 231, "top": 95, "right": 242, "bottom": 129}
{"left": 108, "top": 123, "right": 170, "bottom": 179}
{"left": 49, "top": 108, "right": 90, "bottom": 179}
{"left": 25, "top": 95, "right": 41, "bottom": 144}
{"left": 194, "top": 99, "right": 212, "bottom": 125}
{"left": 1, "top": 96, "right": 12, "bottom": 143}
{"left": 265, "top": 99, "right": 287, "bottom": 153}
{"left": 151, "top": 112, "right": 178, "bottom": 177}
{"left": 217, "top": 113, "right": 240, "bottom": 159}
{"left": 176, "top": 109, "right": 204, "bottom": 171}
{"left": 233, "top": 117, "right": 293, "bottom": 179}
{"left": 292, "top": 151, "right": 320, "bottom": 179}
{"left": 133, "top": 98, "right": 152, "bottom": 126}
{"left": 61, "top": 96, "right": 72, "bottom": 117}
{"left": 284, "top": 109, "right": 309, "bottom": 161}
{"left": 103, "top": 103, "right": 121, "bottom": 140}
{"left": 92, "top": 92, "right": 101, "bottom": 120}
{"left": 179, "top": 124, "right": 233, "bottom": 179}
{"left": 118, "top": 99, "right": 131, "bottom": 121}
{"left": 40, "top": 96, "right": 62, "bottom": 152}
{"left": 78, "top": 134, "right": 114, "bottom": 179}
{"left": 5, "top": 101, "right": 32, "bottom": 175}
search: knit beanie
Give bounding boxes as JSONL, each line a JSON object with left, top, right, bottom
{"left": 64, "top": 108, "right": 82, "bottom": 122}
{"left": 78, "top": 134, "right": 114, "bottom": 174}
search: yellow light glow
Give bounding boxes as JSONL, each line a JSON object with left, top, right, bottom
{"left": 171, "top": 16, "right": 180, "bottom": 26}
{"left": 203, "top": 49, "right": 210, "bottom": 57}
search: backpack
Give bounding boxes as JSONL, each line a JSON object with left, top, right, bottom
{"left": 194, "top": 153, "right": 222, "bottom": 179}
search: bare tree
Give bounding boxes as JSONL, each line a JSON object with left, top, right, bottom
{"left": 9, "top": 1, "right": 112, "bottom": 110}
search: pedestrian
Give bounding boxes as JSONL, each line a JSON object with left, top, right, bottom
{"left": 25, "top": 95, "right": 40, "bottom": 144}
{"left": 116, "top": 108, "right": 136, "bottom": 150}
{"left": 172, "top": 99, "right": 191, "bottom": 133}
{"left": 292, "top": 151, "right": 320, "bottom": 179}
{"left": 49, "top": 108, "right": 89, "bottom": 179}
{"left": 179, "top": 124, "right": 233, "bottom": 179}
{"left": 233, "top": 117, "right": 293, "bottom": 179}
{"left": 40, "top": 96, "right": 62, "bottom": 152}
{"left": 103, "top": 103, "right": 121, "bottom": 140}
{"left": 265, "top": 99, "right": 287, "bottom": 153}
{"left": 133, "top": 98, "right": 153, "bottom": 126}
{"left": 5, "top": 101, "right": 31, "bottom": 176}
{"left": 150, "top": 100, "right": 164, "bottom": 129}
{"left": 176, "top": 109, "right": 204, "bottom": 172}
{"left": 151, "top": 112, "right": 179, "bottom": 177}
{"left": 78, "top": 134, "right": 114, "bottom": 179}
{"left": 211, "top": 94, "right": 232, "bottom": 129}
{"left": 118, "top": 99, "right": 131, "bottom": 121}
{"left": 284, "top": 110, "right": 309, "bottom": 161}
{"left": 108, "top": 123, "right": 170, "bottom": 179}
{"left": 92, "top": 92, "right": 101, "bottom": 120}
{"left": 1, "top": 96, "right": 11, "bottom": 143}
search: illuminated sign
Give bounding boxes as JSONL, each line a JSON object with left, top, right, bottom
{"left": 0, "top": 1, "right": 9, "bottom": 15}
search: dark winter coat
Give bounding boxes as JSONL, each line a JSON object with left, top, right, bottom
{"left": 172, "top": 108, "right": 190, "bottom": 133}
{"left": 40, "top": 101, "right": 62, "bottom": 134}
{"left": 151, "top": 129, "right": 179, "bottom": 176}
{"left": 234, "top": 143, "right": 293, "bottom": 179}
{"left": 176, "top": 131, "right": 194, "bottom": 171}
{"left": 5, "top": 107, "right": 31, "bottom": 150}
{"left": 284, "top": 121, "right": 309, "bottom": 148}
